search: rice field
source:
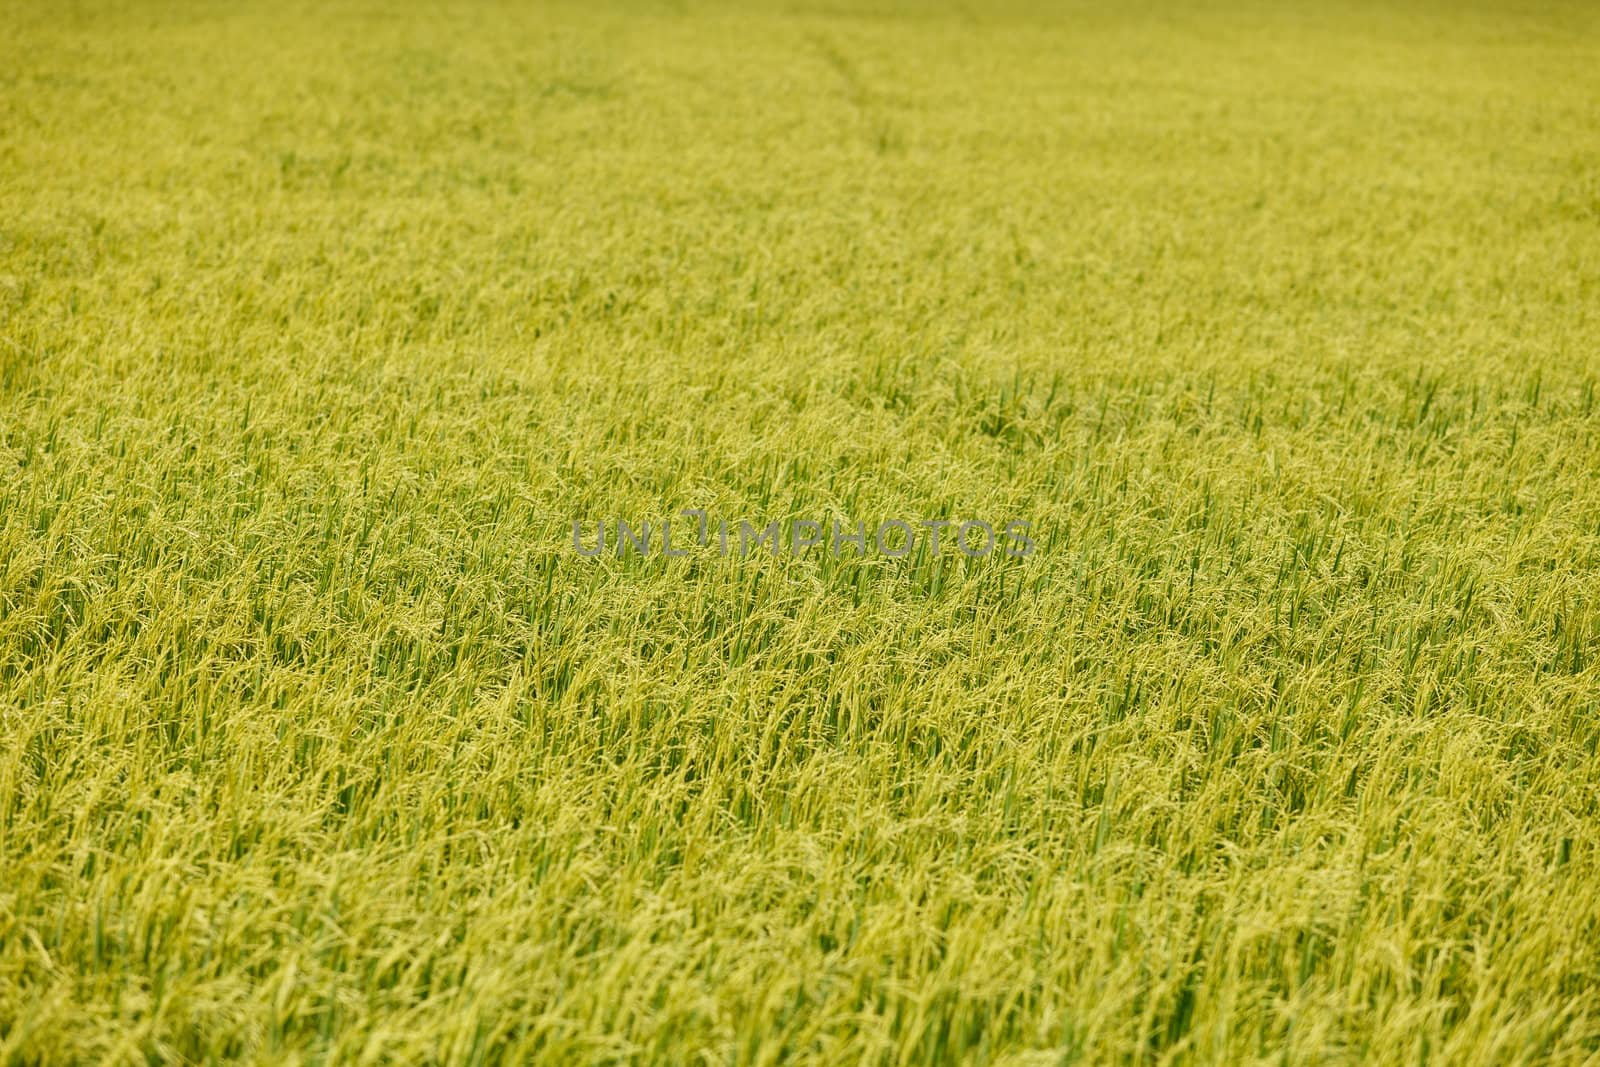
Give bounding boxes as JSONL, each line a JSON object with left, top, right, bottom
{"left": 2, "top": 0, "right": 1600, "bottom": 1063}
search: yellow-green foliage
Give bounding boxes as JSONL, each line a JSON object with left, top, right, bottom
{"left": 3, "top": 0, "right": 1599, "bottom": 1063}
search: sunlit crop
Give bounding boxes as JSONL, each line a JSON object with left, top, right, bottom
{"left": 3, "top": 1, "right": 1599, "bottom": 1063}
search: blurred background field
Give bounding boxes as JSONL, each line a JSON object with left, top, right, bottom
{"left": 2, "top": 1, "right": 1599, "bottom": 1063}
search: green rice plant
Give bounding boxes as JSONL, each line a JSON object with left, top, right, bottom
{"left": 2, "top": 0, "right": 1599, "bottom": 1063}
